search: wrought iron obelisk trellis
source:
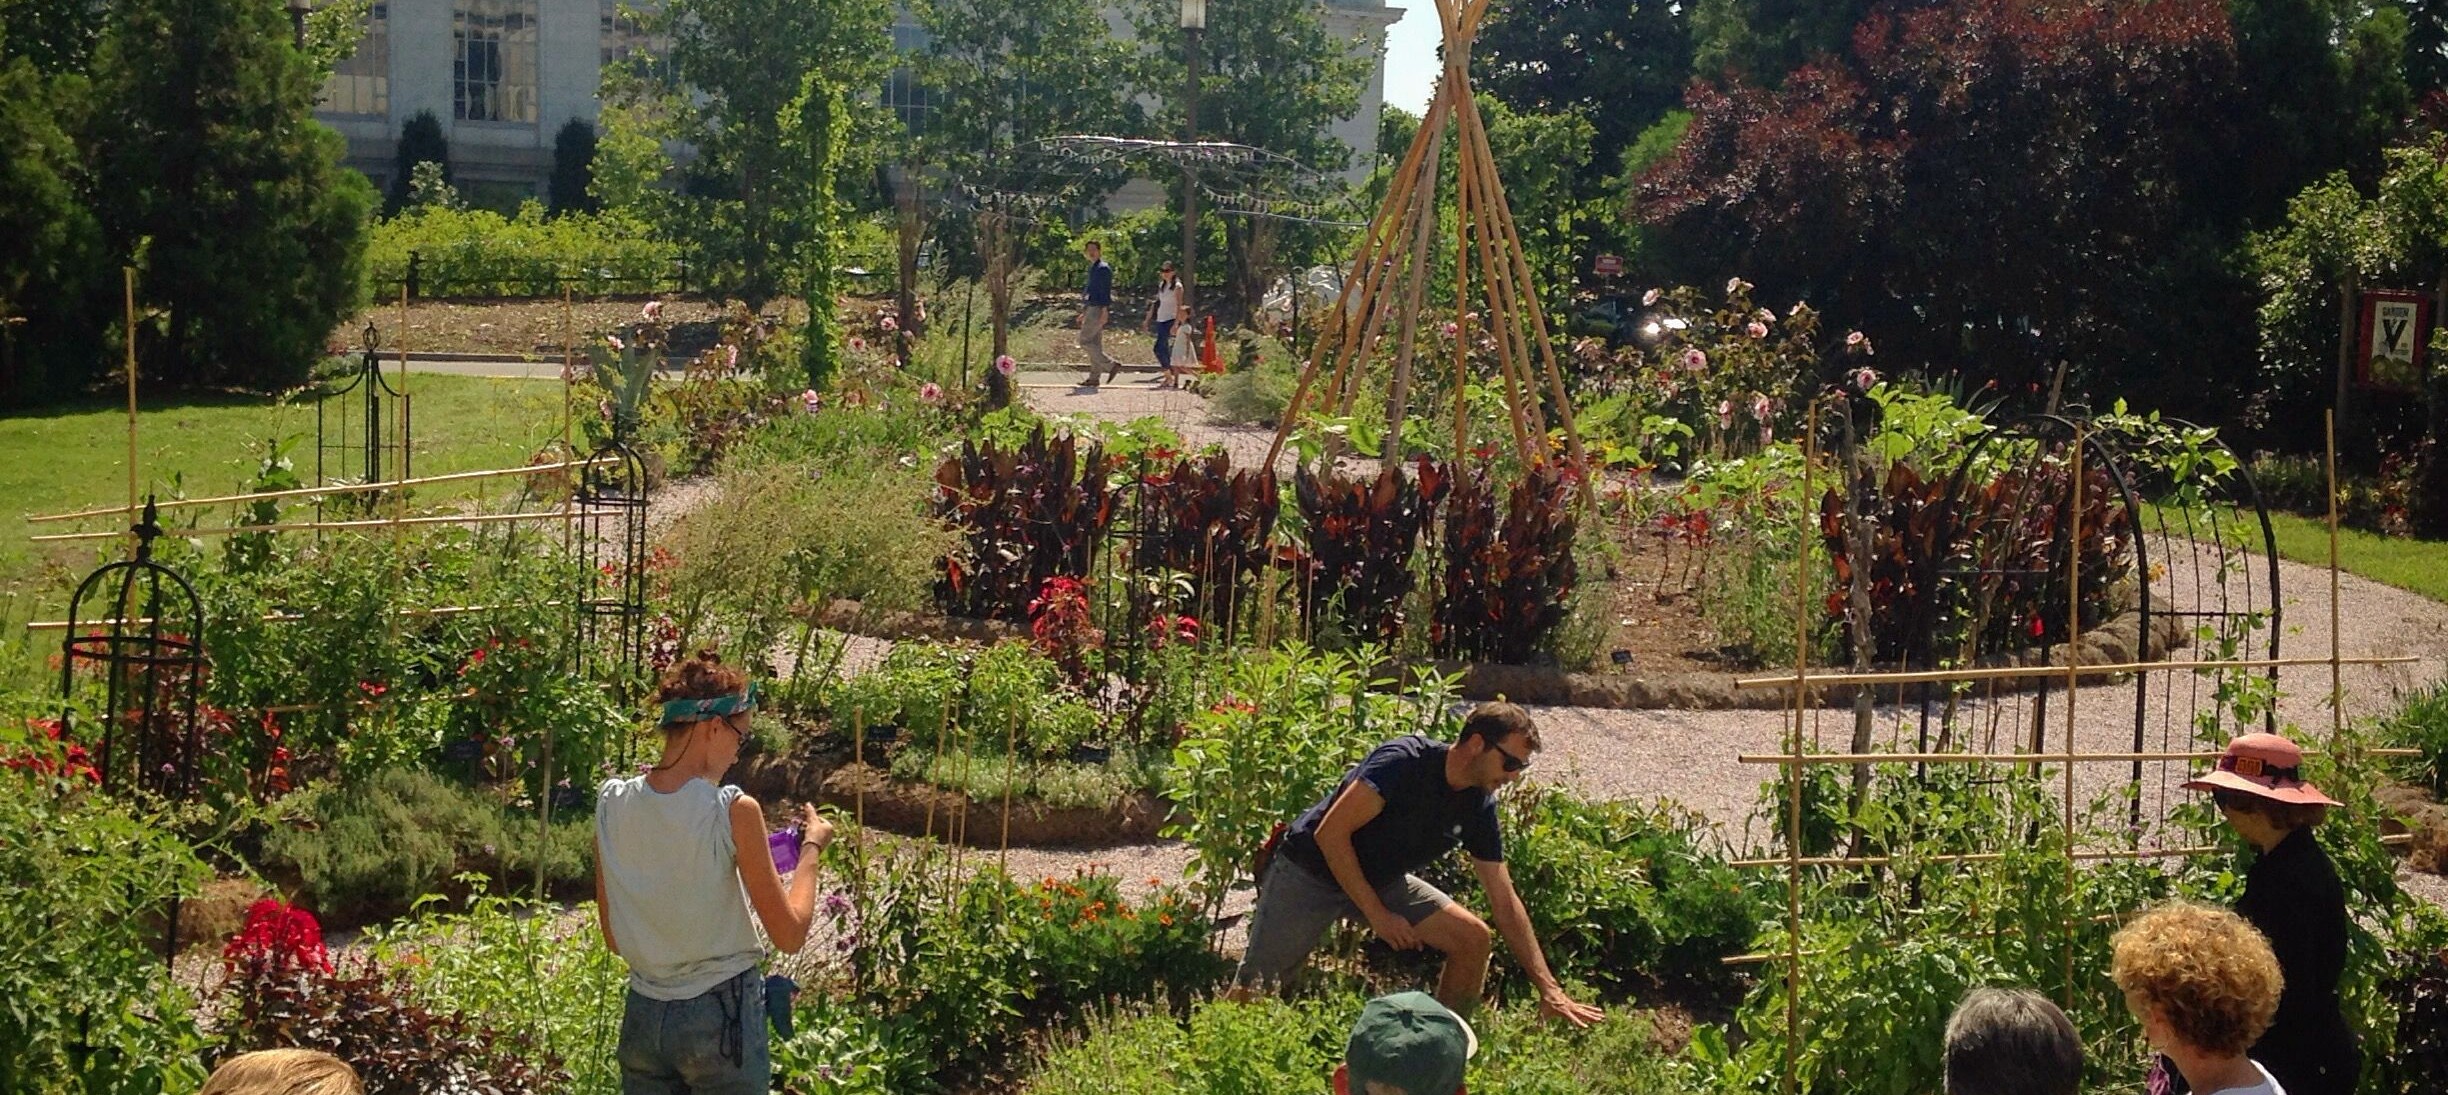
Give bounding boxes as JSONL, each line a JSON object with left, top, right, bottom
{"left": 315, "top": 321, "right": 409, "bottom": 503}
{"left": 575, "top": 437, "right": 651, "bottom": 762}
{"left": 58, "top": 498, "right": 205, "bottom": 960}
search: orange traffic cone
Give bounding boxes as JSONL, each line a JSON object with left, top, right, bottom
{"left": 1199, "top": 315, "right": 1223, "bottom": 374}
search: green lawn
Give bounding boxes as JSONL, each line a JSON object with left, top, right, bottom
{"left": 1, "top": 376, "right": 566, "bottom": 598}
{"left": 2247, "top": 509, "right": 2448, "bottom": 605}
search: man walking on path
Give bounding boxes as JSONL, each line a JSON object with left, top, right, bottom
{"left": 1232, "top": 702, "right": 1606, "bottom": 1027}
{"left": 1077, "top": 240, "right": 1116, "bottom": 386}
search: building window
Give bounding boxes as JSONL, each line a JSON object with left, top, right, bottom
{"left": 455, "top": 0, "right": 538, "bottom": 123}
{"left": 884, "top": 17, "right": 930, "bottom": 134}
{"left": 601, "top": 1, "right": 670, "bottom": 84}
{"left": 318, "top": 2, "right": 389, "bottom": 116}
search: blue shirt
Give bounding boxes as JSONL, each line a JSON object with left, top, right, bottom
{"left": 1281, "top": 735, "right": 1504, "bottom": 889}
{"left": 1085, "top": 260, "right": 1113, "bottom": 306}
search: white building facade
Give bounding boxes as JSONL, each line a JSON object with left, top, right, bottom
{"left": 316, "top": 0, "right": 1399, "bottom": 204}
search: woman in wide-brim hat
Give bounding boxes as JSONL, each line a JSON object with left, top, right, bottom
{"left": 2174, "top": 732, "right": 2358, "bottom": 1095}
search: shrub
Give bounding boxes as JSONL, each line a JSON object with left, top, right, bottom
{"left": 217, "top": 934, "right": 567, "bottom": 1094}
{"left": 0, "top": 767, "right": 212, "bottom": 1093}
{"left": 664, "top": 454, "right": 953, "bottom": 659}
{"left": 260, "top": 768, "right": 593, "bottom": 926}
{"left": 366, "top": 203, "right": 677, "bottom": 297}
{"left": 1022, "top": 997, "right": 1343, "bottom": 1094}
{"left": 886, "top": 746, "right": 1162, "bottom": 810}
{"left": 818, "top": 833, "right": 1224, "bottom": 1084}
{"left": 826, "top": 641, "right": 1103, "bottom": 763}
{"left": 1023, "top": 994, "right": 1695, "bottom": 1094}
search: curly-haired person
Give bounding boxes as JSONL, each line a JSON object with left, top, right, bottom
{"left": 2111, "top": 901, "right": 2287, "bottom": 1095}
{"left": 595, "top": 650, "right": 835, "bottom": 1094}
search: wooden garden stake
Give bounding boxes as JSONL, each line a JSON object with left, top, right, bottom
{"left": 999, "top": 700, "right": 1021, "bottom": 877}
{"left": 123, "top": 267, "right": 139, "bottom": 531}
{"left": 2326, "top": 412, "right": 2343, "bottom": 743}
{"left": 924, "top": 695, "right": 951, "bottom": 841}
{"left": 1783, "top": 399, "right": 1818, "bottom": 1095}
{"left": 2061, "top": 430, "right": 2083, "bottom": 1008}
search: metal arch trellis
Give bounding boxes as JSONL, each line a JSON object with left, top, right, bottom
{"left": 574, "top": 437, "right": 651, "bottom": 766}
{"left": 315, "top": 321, "right": 410, "bottom": 505}
{"left": 57, "top": 498, "right": 206, "bottom": 961}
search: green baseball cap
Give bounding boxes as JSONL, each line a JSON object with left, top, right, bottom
{"left": 1345, "top": 992, "right": 1477, "bottom": 1095}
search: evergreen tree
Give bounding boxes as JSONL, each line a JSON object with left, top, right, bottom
{"left": 0, "top": 22, "right": 105, "bottom": 401}
{"left": 86, "top": 0, "right": 374, "bottom": 391}
{"left": 388, "top": 110, "right": 450, "bottom": 215}
{"left": 550, "top": 117, "right": 599, "bottom": 216}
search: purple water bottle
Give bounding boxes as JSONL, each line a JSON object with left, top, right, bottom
{"left": 769, "top": 826, "right": 803, "bottom": 874}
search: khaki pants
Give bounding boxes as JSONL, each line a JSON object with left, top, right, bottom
{"left": 1078, "top": 306, "right": 1113, "bottom": 380}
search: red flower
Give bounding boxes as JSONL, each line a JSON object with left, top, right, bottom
{"left": 221, "top": 899, "right": 330, "bottom": 976}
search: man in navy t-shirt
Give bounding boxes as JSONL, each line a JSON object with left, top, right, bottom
{"left": 1233, "top": 702, "right": 1605, "bottom": 1027}
{"left": 1076, "top": 240, "right": 1116, "bottom": 386}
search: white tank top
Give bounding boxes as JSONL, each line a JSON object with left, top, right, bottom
{"left": 595, "top": 775, "right": 763, "bottom": 1000}
{"left": 1154, "top": 282, "right": 1181, "bottom": 323}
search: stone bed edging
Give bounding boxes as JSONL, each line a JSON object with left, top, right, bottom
{"left": 813, "top": 598, "right": 2188, "bottom": 712}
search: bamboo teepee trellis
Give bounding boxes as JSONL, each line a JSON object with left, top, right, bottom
{"left": 1261, "top": 0, "right": 1592, "bottom": 496}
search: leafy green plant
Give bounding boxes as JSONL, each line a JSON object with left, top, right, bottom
{"left": 1424, "top": 785, "right": 1764, "bottom": 996}
{"left": 2377, "top": 680, "right": 2448, "bottom": 798}
{"left": 1161, "top": 644, "right": 1458, "bottom": 912}
{"left": 815, "top": 832, "right": 1223, "bottom": 1085}
{"left": 0, "top": 769, "right": 212, "bottom": 1094}
{"left": 367, "top": 886, "right": 627, "bottom": 1095}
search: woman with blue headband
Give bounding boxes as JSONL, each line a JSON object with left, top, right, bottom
{"left": 594, "top": 649, "right": 832, "bottom": 1094}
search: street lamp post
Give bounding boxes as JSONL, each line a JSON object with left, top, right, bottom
{"left": 286, "top": 0, "right": 315, "bottom": 49}
{"left": 1180, "top": 0, "right": 1204, "bottom": 322}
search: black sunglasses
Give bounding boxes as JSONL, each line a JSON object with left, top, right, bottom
{"left": 1491, "top": 741, "right": 1532, "bottom": 773}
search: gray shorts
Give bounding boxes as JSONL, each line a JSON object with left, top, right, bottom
{"left": 1232, "top": 856, "right": 1453, "bottom": 988}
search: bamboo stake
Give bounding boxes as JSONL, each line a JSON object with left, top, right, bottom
{"left": 2060, "top": 431, "right": 2082, "bottom": 1006}
{"left": 1456, "top": 103, "right": 1546, "bottom": 448}
{"left": 1330, "top": 122, "right": 1444, "bottom": 430}
{"left": 2326, "top": 412, "right": 2344, "bottom": 745}
{"left": 28, "top": 600, "right": 568, "bottom": 632}
{"left": 1731, "top": 654, "right": 2417, "bottom": 690}
{"left": 1383, "top": 79, "right": 1449, "bottom": 455}
{"left": 28, "top": 459, "right": 612, "bottom": 524}
{"left": 1782, "top": 400, "right": 1818, "bottom": 1095}
{"left": 999, "top": 701, "right": 1021, "bottom": 877}
{"left": 1264, "top": 94, "right": 1447, "bottom": 468}
{"left": 1455, "top": 113, "right": 1533, "bottom": 462}
{"left": 33, "top": 507, "right": 587, "bottom": 543}
{"left": 124, "top": 267, "right": 139, "bottom": 529}
{"left": 1465, "top": 99, "right": 1599, "bottom": 507}
{"left": 1734, "top": 747, "right": 2418, "bottom": 766}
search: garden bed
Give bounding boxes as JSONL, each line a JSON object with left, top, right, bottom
{"left": 813, "top": 596, "right": 2189, "bottom": 712}
{"left": 736, "top": 738, "right": 1174, "bottom": 849}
